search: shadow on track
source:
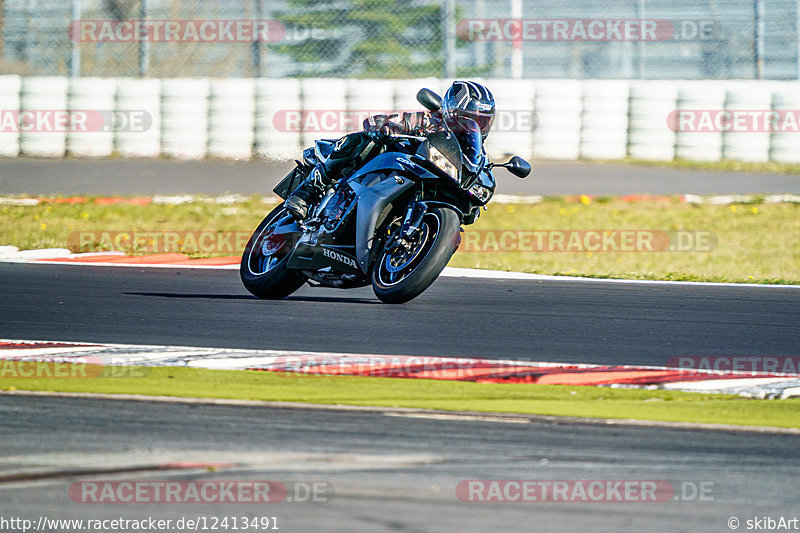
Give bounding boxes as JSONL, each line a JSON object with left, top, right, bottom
{"left": 124, "top": 292, "right": 257, "bottom": 300}
{"left": 283, "top": 295, "right": 381, "bottom": 305}
{"left": 125, "top": 292, "right": 380, "bottom": 305}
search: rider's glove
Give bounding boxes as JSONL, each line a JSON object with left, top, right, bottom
{"left": 367, "top": 124, "right": 395, "bottom": 144}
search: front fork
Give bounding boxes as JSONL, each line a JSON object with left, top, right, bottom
{"left": 386, "top": 200, "right": 427, "bottom": 254}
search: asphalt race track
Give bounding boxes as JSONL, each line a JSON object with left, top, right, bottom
{"left": 2, "top": 157, "right": 799, "bottom": 196}
{"left": 2, "top": 158, "right": 800, "bottom": 533}
{"left": 0, "top": 263, "right": 797, "bottom": 366}
{"left": 1, "top": 394, "right": 799, "bottom": 533}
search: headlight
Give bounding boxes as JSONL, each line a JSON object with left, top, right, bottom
{"left": 469, "top": 183, "right": 493, "bottom": 203}
{"left": 429, "top": 146, "right": 459, "bottom": 181}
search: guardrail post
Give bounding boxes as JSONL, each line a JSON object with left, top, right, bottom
{"left": 70, "top": 0, "right": 81, "bottom": 77}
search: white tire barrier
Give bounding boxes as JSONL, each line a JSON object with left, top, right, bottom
{"left": 723, "top": 82, "right": 772, "bottom": 162}
{"left": 676, "top": 82, "right": 726, "bottom": 161}
{"left": 770, "top": 84, "right": 800, "bottom": 164}
{"left": 533, "top": 80, "right": 582, "bottom": 160}
{"left": 485, "top": 79, "right": 535, "bottom": 161}
{"left": 628, "top": 82, "right": 678, "bottom": 161}
{"left": 580, "top": 80, "right": 630, "bottom": 160}
{"left": 255, "top": 78, "right": 302, "bottom": 160}
{"left": 0, "top": 75, "right": 22, "bottom": 157}
{"left": 300, "top": 78, "right": 347, "bottom": 147}
{"left": 161, "top": 79, "right": 209, "bottom": 160}
{"left": 208, "top": 79, "right": 255, "bottom": 160}
{"left": 347, "top": 79, "right": 395, "bottom": 134}
{"left": 67, "top": 77, "right": 116, "bottom": 157}
{"left": 6, "top": 76, "right": 800, "bottom": 165}
{"left": 114, "top": 78, "right": 161, "bottom": 158}
{"left": 393, "top": 78, "right": 441, "bottom": 115}
{"left": 20, "top": 77, "right": 69, "bottom": 157}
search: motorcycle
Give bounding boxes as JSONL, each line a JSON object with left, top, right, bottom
{"left": 240, "top": 87, "right": 531, "bottom": 304}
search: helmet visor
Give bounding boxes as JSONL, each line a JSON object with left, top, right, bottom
{"left": 444, "top": 109, "right": 495, "bottom": 138}
{"left": 443, "top": 117, "right": 484, "bottom": 174}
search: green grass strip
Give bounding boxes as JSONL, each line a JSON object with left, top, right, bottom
{"left": 2, "top": 365, "right": 798, "bottom": 429}
{"left": 584, "top": 157, "right": 800, "bottom": 175}
{"left": 2, "top": 195, "right": 797, "bottom": 284}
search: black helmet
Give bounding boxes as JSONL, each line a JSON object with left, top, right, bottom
{"left": 441, "top": 81, "right": 495, "bottom": 140}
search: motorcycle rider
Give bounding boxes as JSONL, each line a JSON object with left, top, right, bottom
{"left": 284, "top": 80, "right": 496, "bottom": 221}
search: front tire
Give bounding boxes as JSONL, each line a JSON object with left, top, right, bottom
{"left": 371, "top": 206, "right": 461, "bottom": 304}
{"left": 240, "top": 205, "right": 306, "bottom": 299}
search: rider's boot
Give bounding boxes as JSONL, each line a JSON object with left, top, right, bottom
{"left": 284, "top": 164, "right": 333, "bottom": 221}
{"left": 285, "top": 132, "right": 372, "bottom": 220}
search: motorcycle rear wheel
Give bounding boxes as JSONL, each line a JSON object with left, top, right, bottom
{"left": 240, "top": 205, "right": 307, "bottom": 299}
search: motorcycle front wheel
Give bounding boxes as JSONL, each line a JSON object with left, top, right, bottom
{"left": 240, "top": 205, "right": 307, "bottom": 299}
{"left": 371, "top": 206, "right": 461, "bottom": 304}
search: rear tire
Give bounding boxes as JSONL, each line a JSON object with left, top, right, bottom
{"left": 240, "top": 205, "right": 306, "bottom": 300}
{"left": 371, "top": 206, "right": 461, "bottom": 304}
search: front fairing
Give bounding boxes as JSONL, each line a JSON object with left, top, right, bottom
{"left": 476, "top": 167, "right": 496, "bottom": 192}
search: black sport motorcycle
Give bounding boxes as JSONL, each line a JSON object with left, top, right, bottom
{"left": 240, "top": 88, "right": 531, "bottom": 304}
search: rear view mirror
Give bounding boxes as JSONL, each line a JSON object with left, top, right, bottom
{"left": 417, "top": 88, "right": 443, "bottom": 112}
{"left": 503, "top": 156, "right": 532, "bottom": 178}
